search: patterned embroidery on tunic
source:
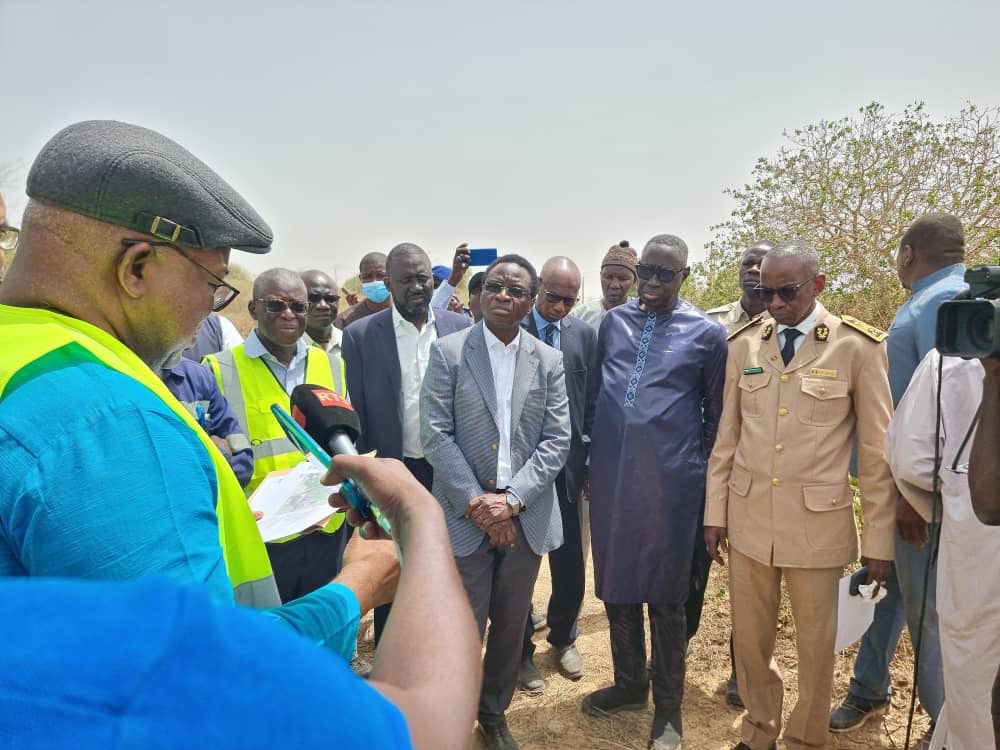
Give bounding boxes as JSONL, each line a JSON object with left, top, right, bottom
{"left": 624, "top": 312, "right": 657, "bottom": 407}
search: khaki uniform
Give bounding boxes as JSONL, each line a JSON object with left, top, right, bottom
{"left": 706, "top": 301, "right": 895, "bottom": 750}
{"left": 706, "top": 299, "right": 766, "bottom": 336}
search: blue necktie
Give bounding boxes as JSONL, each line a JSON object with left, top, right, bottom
{"left": 544, "top": 323, "right": 557, "bottom": 348}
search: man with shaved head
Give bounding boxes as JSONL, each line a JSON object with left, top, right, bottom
{"left": 516, "top": 256, "right": 598, "bottom": 693}
{"left": 342, "top": 242, "right": 471, "bottom": 642}
{"left": 335, "top": 251, "right": 390, "bottom": 330}
{"left": 204, "top": 266, "right": 354, "bottom": 602}
{"left": 301, "top": 269, "right": 343, "bottom": 358}
{"left": 706, "top": 240, "right": 896, "bottom": 750}
{"left": 585, "top": 235, "right": 728, "bottom": 750}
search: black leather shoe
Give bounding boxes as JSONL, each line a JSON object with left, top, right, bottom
{"left": 725, "top": 671, "right": 744, "bottom": 708}
{"left": 829, "top": 694, "right": 890, "bottom": 732}
{"left": 582, "top": 685, "right": 648, "bottom": 717}
{"left": 479, "top": 717, "right": 520, "bottom": 750}
{"left": 731, "top": 743, "right": 775, "bottom": 750}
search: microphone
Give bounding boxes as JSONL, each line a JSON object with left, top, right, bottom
{"left": 287, "top": 385, "right": 392, "bottom": 535}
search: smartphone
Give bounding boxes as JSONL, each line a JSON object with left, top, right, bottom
{"left": 468, "top": 248, "right": 498, "bottom": 266}
{"left": 270, "top": 404, "right": 392, "bottom": 534}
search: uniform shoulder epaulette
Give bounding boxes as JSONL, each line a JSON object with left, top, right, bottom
{"left": 727, "top": 314, "right": 765, "bottom": 341}
{"left": 840, "top": 315, "right": 888, "bottom": 342}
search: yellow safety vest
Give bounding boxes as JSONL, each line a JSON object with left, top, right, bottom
{"left": 204, "top": 343, "right": 347, "bottom": 534}
{"left": 0, "top": 305, "right": 280, "bottom": 608}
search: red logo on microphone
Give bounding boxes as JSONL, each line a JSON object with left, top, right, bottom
{"left": 313, "top": 388, "right": 351, "bottom": 409}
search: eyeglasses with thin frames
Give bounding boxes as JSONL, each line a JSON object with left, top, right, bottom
{"left": 481, "top": 281, "right": 532, "bottom": 300}
{"left": 753, "top": 275, "right": 817, "bottom": 304}
{"left": 121, "top": 239, "right": 240, "bottom": 312}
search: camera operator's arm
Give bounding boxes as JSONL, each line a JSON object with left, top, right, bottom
{"left": 325, "top": 456, "right": 481, "bottom": 750}
{"left": 970, "top": 358, "right": 1000, "bottom": 524}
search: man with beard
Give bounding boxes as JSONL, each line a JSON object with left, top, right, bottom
{"left": 585, "top": 234, "right": 728, "bottom": 750}
{"left": 342, "top": 243, "right": 470, "bottom": 640}
{"left": 301, "top": 269, "right": 343, "bottom": 358}
{"left": 573, "top": 241, "right": 637, "bottom": 331}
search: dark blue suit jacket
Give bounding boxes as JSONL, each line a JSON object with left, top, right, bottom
{"left": 521, "top": 311, "right": 599, "bottom": 502}
{"left": 342, "top": 306, "right": 471, "bottom": 458}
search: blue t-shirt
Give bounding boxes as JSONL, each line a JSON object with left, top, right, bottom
{"left": 887, "top": 263, "right": 967, "bottom": 406}
{"left": 0, "top": 344, "right": 359, "bottom": 660}
{"left": 0, "top": 577, "right": 412, "bottom": 750}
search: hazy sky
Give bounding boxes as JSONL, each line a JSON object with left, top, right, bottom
{"left": 5, "top": 0, "right": 1000, "bottom": 298}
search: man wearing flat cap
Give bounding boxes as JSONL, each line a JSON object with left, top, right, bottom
{"left": 573, "top": 241, "right": 637, "bottom": 331}
{"left": 0, "top": 120, "right": 399, "bottom": 662}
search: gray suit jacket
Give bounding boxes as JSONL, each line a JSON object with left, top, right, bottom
{"left": 420, "top": 323, "right": 572, "bottom": 557}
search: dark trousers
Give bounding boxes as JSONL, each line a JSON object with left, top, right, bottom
{"left": 372, "top": 457, "right": 434, "bottom": 644}
{"left": 522, "top": 475, "right": 586, "bottom": 658}
{"left": 456, "top": 523, "right": 542, "bottom": 723}
{"left": 267, "top": 524, "right": 350, "bottom": 603}
{"left": 606, "top": 601, "right": 687, "bottom": 720}
{"left": 686, "top": 526, "right": 712, "bottom": 641}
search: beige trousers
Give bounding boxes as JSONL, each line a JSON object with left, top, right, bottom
{"left": 730, "top": 548, "right": 841, "bottom": 750}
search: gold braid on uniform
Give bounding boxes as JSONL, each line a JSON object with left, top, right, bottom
{"left": 726, "top": 314, "right": 765, "bottom": 341}
{"left": 840, "top": 315, "right": 888, "bottom": 342}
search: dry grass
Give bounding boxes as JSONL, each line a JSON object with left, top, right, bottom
{"left": 361, "top": 559, "right": 929, "bottom": 750}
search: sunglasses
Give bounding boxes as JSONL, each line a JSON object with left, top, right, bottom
{"left": 0, "top": 224, "right": 19, "bottom": 252}
{"left": 307, "top": 292, "right": 341, "bottom": 307}
{"left": 122, "top": 239, "right": 240, "bottom": 312}
{"left": 256, "top": 298, "right": 309, "bottom": 316}
{"left": 636, "top": 263, "right": 682, "bottom": 283}
{"left": 482, "top": 281, "right": 532, "bottom": 300}
{"left": 542, "top": 290, "right": 578, "bottom": 307}
{"left": 753, "top": 275, "right": 816, "bottom": 303}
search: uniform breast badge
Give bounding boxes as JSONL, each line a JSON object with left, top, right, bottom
{"left": 815, "top": 324, "right": 830, "bottom": 341}
{"left": 761, "top": 323, "right": 774, "bottom": 341}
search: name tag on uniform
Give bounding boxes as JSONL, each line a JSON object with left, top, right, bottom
{"left": 743, "top": 367, "right": 764, "bottom": 375}
{"left": 809, "top": 367, "right": 838, "bottom": 378}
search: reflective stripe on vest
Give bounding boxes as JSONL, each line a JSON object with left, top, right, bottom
{"left": 0, "top": 305, "right": 280, "bottom": 609}
{"left": 204, "top": 344, "right": 347, "bottom": 536}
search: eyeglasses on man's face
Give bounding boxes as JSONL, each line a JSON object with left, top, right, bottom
{"left": 256, "top": 297, "right": 309, "bottom": 316}
{"left": 542, "top": 290, "right": 579, "bottom": 308}
{"left": 307, "top": 292, "right": 341, "bottom": 307}
{"left": 482, "top": 281, "right": 532, "bottom": 300}
{"left": 636, "top": 263, "right": 682, "bottom": 284}
{"left": 121, "top": 239, "right": 239, "bottom": 312}
{"left": 753, "top": 276, "right": 817, "bottom": 304}
{"left": 0, "top": 224, "right": 19, "bottom": 252}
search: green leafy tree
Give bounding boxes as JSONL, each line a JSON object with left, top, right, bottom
{"left": 689, "top": 102, "right": 1000, "bottom": 328}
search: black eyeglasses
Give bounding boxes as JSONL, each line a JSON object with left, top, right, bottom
{"left": 0, "top": 224, "right": 19, "bottom": 252}
{"left": 636, "top": 263, "right": 682, "bottom": 283}
{"left": 542, "top": 290, "right": 578, "bottom": 307}
{"left": 307, "top": 292, "right": 341, "bottom": 307}
{"left": 256, "top": 297, "right": 309, "bottom": 316}
{"left": 753, "top": 276, "right": 816, "bottom": 303}
{"left": 121, "top": 239, "right": 240, "bottom": 312}
{"left": 482, "top": 281, "right": 532, "bottom": 300}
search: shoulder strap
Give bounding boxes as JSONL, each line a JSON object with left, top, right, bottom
{"left": 727, "top": 314, "right": 765, "bottom": 341}
{"left": 840, "top": 315, "right": 888, "bottom": 342}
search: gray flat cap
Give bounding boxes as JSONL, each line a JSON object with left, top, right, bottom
{"left": 27, "top": 120, "right": 272, "bottom": 253}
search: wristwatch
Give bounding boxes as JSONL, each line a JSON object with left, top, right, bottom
{"left": 506, "top": 492, "right": 524, "bottom": 516}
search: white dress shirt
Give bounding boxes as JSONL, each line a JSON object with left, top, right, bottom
{"left": 394, "top": 304, "right": 438, "bottom": 458}
{"left": 243, "top": 329, "right": 310, "bottom": 395}
{"left": 431, "top": 280, "right": 457, "bottom": 310}
{"left": 217, "top": 315, "right": 245, "bottom": 351}
{"left": 483, "top": 324, "right": 521, "bottom": 489}
{"left": 776, "top": 303, "right": 823, "bottom": 357}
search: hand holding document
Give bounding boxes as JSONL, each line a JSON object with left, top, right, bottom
{"left": 249, "top": 458, "right": 339, "bottom": 543}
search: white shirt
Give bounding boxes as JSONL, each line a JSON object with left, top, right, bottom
{"left": 394, "top": 305, "right": 438, "bottom": 458}
{"left": 217, "top": 315, "right": 244, "bottom": 350}
{"left": 431, "top": 280, "right": 457, "bottom": 310}
{"left": 777, "top": 303, "right": 823, "bottom": 357}
{"left": 303, "top": 327, "right": 343, "bottom": 360}
{"left": 484, "top": 324, "right": 520, "bottom": 489}
{"left": 243, "top": 329, "right": 310, "bottom": 395}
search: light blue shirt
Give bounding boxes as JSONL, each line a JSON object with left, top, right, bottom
{"left": 887, "top": 263, "right": 967, "bottom": 406}
{"left": 244, "top": 328, "right": 310, "bottom": 395}
{"left": 0, "top": 342, "right": 359, "bottom": 661}
{"left": 532, "top": 307, "right": 561, "bottom": 350}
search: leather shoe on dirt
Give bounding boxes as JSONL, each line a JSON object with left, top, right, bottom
{"left": 725, "top": 672, "right": 744, "bottom": 708}
{"left": 479, "top": 717, "right": 519, "bottom": 750}
{"left": 582, "top": 685, "right": 648, "bottom": 717}
{"left": 553, "top": 644, "right": 584, "bottom": 680}
{"left": 517, "top": 657, "right": 544, "bottom": 694}
{"left": 829, "top": 695, "right": 890, "bottom": 732}
{"left": 649, "top": 712, "right": 683, "bottom": 750}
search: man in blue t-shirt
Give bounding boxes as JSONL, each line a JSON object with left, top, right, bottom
{"left": 0, "top": 454, "right": 484, "bottom": 750}
{"left": 830, "top": 212, "right": 968, "bottom": 740}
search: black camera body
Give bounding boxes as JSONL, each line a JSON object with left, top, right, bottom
{"left": 936, "top": 265, "right": 1000, "bottom": 358}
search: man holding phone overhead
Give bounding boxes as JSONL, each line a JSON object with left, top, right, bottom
{"left": 431, "top": 242, "right": 497, "bottom": 310}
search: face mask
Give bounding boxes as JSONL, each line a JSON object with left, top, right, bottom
{"left": 362, "top": 281, "right": 390, "bottom": 304}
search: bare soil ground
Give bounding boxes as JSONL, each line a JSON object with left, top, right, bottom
{"left": 358, "top": 559, "right": 930, "bottom": 749}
